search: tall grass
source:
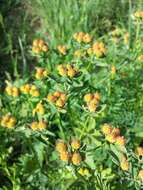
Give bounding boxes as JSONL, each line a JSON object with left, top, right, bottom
{"left": 30, "top": 0, "right": 131, "bottom": 44}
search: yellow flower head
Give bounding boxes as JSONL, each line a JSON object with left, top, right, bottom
{"left": 101, "top": 124, "right": 112, "bottom": 135}
{"left": 116, "top": 136, "right": 126, "bottom": 146}
{"left": 32, "top": 39, "right": 48, "bottom": 54}
{"left": 35, "top": 67, "right": 48, "bottom": 80}
{"left": 1, "top": 115, "right": 16, "bottom": 128}
{"left": 5, "top": 86, "right": 19, "bottom": 97}
{"left": 138, "top": 170, "right": 143, "bottom": 180}
{"left": 56, "top": 140, "right": 67, "bottom": 153}
{"left": 134, "top": 11, "right": 143, "bottom": 19}
{"left": 120, "top": 159, "right": 130, "bottom": 171}
{"left": 135, "top": 147, "right": 143, "bottom": 156}
{"left": 47, "top": 91, "right": 67, "bottom": 108}
{"left": 71, "top": 152, "right": 82, "bottom": 165}
{"left": 33, "top": 102, "right": 45, "bottom": 116}
{"left": 57, "top": 45, "right": 67, "bottom": 55}
{"left": 92, "top": 42, "right": 106, "bottom": 57}
{"left": 71, "top": 139, "right": 81, "bottom": 150}
{"left": 59, "top": 151, "right": 70, "bottom": 162}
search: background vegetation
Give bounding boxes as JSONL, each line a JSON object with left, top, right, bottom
{"left": 0, "top": 0, "right": 143, "bottom": 189}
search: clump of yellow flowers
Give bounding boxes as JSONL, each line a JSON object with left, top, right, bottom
{"left": 73, "top": 32, "right": 92, "bottom": 43}
{"left": 35, "top": 67, "right": 48, "bottom": 80}
{"left": 84, "top": 92, "right": 100, "bottom": 112}
{"left": 92, "top": 42, "right": 106, "bottom": 57}
{"left": 101, "top": 123, "right": 126, "bottom": 146}
{"left": 57, "top": 45, "right": 67, "bottom": 55}
{"left": 56, "top": 138, "right": 82, "bottom": 165}
{"left": 20, "top": 84, "right": 40, "bottom": 97}
{"left": 5, "top": 85, "right": 19, "bottom": 97}
{"left": 47, "top": 91, "right": 67, "bottom": 108}
{"left": 33, "top": 102, "right": 45, "bottom": 116}
{"left": 57, "top": 64, "right": 78, "bottom": 78}
{"left": 1, "top": 114, "right": 16, "bottom": 128}
{"left": 30, "top": 121, "right": 47, "bottom": 131}
{"left": 32, "top": 39, "right": 48, "bottom": 54}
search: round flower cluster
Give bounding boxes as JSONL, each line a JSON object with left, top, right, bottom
{"left": 91, "top": 42, "right": 106, "bottom": 57}
{"left": 57, "top": 64, "right": 78, "bottom": 78}
{"left": 5, "top": 85, "right": 19, "bottom": 97}
{"left": 20, "top": 84, "right": 40, "bottom": 97}
{"left": 47, "top": 91, "right": 67, "bottom": 108}
{"left": 102, "top": 124, "right": 126, "bottom": 146}
{"left": 84, "top": 92, "right": 100, "bottom": 112}
{"left": 33, "top": 102, "right": 45, "bottom": 116}
{"left": 1, "top": 114, "right": 16, "bottom": 128}
{"left": 57, "top": 45, "right": 67, "bottom": 55}
{"left": 32, "top": 39, "right": 48, "bottom": 54}
{"left": 30, "top": 121, "right": 47, "bottom": 131}
{"left": 56, "top": 139, "right": 82, "bottom": 165}
{"left": 73, "top": 32, "right": 92, "bottom": 43}
{"left": 35, "top": 67, "right": 48, "bottom": 80}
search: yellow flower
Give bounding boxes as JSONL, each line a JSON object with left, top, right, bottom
{"left": 56, "top": 140, "right": 67, "bottom": 153}
{"left": 31, "top": 122, "right": 38, "bottom": 130}
{"left": 47, "top": 94, "right": 56, "bottom": 103}
{"left": 35, "top": 67, "right": 48, "bottom": 80}
{"left": 71, "top": 152, "right": 82, "bottom": 165}
{"left": 5, "top": 86, "right": 19, "bottom": 97}
{"left": 31, "top": 121, "right": 46, "bottom": 131}
{"left": 73, "top": 32, "right": 92, "bottom": 43}
{"left": 137, "top": 55, "right": 143, "bottom": 62}
{"left": 138, "top": 170, "right": 143, "bottom": 180}
{"left": 120, "top": 160, "right": 129, "bottom": 171}
{"left": 20, "top": 84, "right": 31, "bottom": 94}
{"left": 57, "top": 45, "right": 67, "bottom": 55}
{"left": 84, "top": 93, "right": 93, "bottom": 103}
{"left": 92, "top": 42, "right": 106, "bottom": 57}
{"left": 87, "top": 48, "right": 93, "bottom": 55}
{"left": 71, "top": 139, "right": 81, "bottom": 150}
{"left": 38, "top": 121, "right": 47, "bottom": 130}
{"left": 124, "top": 32, "right": 129, "bottom": 45}
{"left": 101, "top": 124, "right": 112, "bottom": 135}
{"left": 82, "top": 33, "right": 92, "bottom": 43}
{"left": 1, "top": 115, "right": 16, "bottom": 128}
{"left": 134, "top": 11, "right": 143, "bottom": 18}
{"left": 29, "top": 85, "right": 40, "bottom": 97}
{"left": 116, "top": 136, "right": 126, "bottom": 146}
{"left": 74, "top": 50, "right": 82, "bottom": 58}
{"left": 59, "top": 151, "right": 70, "bottom": 162}
{"left": 135, "top": 147, "right": 143, "bottom": 156}
{"left": 106, "top": 134, "right": 116, "bottom": 143}
{"left": 84, "top": 168, "right": 90, "bottom": 175}
{"left": 57, "top": 65, "right": 67, "bottom": 76}
{"left": 33, "top": 103, "right": 45, "bottom": 116}
{"left": 111, "top": 65, "right": 116, "bottom": 75}
{"left": 32, "top": 39, "right": 48, "bottom": 54}
{"left": 111, "top": 128, "right": 120, "bottom": 137}
{"left": 47, "top": 92, "right": 67, "bottom": 108}
{"left": 88, "top": 100, "right": 98, "bottom": 112}
{"left": 56, "top": 99, "right": 65, "bottom": 108}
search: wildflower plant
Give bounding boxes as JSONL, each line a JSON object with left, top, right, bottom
{"left": 1, "top": 7, "right": 143, "bottom": 189}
